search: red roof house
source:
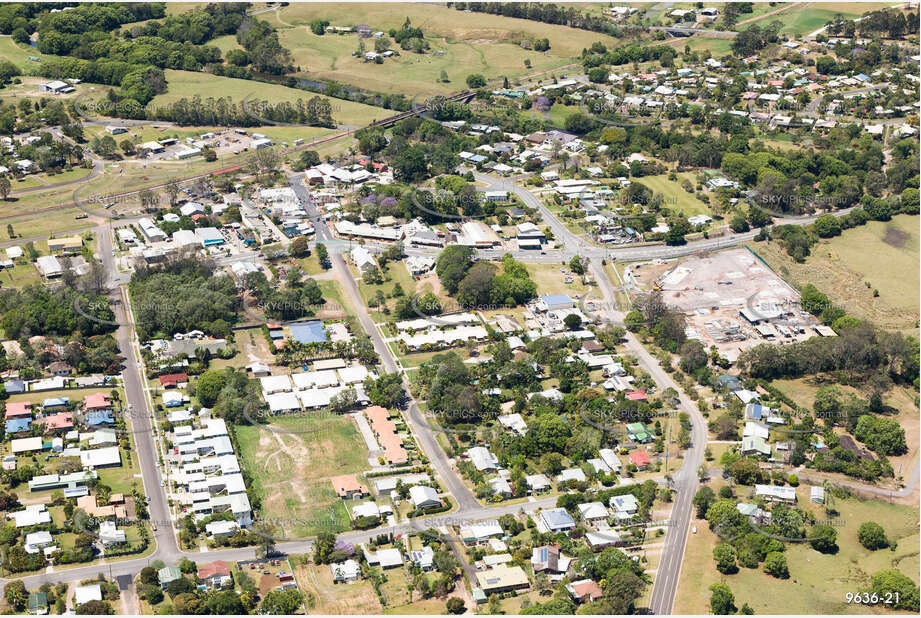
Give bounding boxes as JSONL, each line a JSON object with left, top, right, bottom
{"left": 625, "top": 390, "right": 647, "bottom": 401}
{"left": 158, "top": 373, "right": 188, "bottom": 388}
{"left": 630, "top": 451, "right": 650, "bottom": 469}
{"left": 5, "top": 401, "right": 32, "bottom": 419}
{"left": 41, "top": 412, "right": 74, "bottom": 432}
{"left": 83, "top": 392, "right": 111, "bottom": 411}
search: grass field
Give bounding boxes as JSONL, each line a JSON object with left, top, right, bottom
{"left": 637, "top": 173, "right": 713, "bottom": 217}
{"left": 749, "top": 214, "right": 920, "bottom": 333}
{"left": 524, "top": 261, "right": 591, "bottom": 296}
{"left": 265, "top": 2, "right": 610, "bottom": 93}
{"left": 765, "top": 3, "right": 902, "bottom": 36}
{"left": 279, "top": 28, "right": 572, "bottom": 97}
{"left": 152, "top": 69, "right": 389, "bottom": 127}
{"left": 674, "top": 486, "right": 920, "bottom": 614}
{"left": 235, "top": 413, "right": 369, "bottom": 538}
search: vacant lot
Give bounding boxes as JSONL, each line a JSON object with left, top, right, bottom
{"left": 750, "top": 214, "right": 920, "bottom": 333}
{"left": 280, "top": 28, "right": 570, "bottom": 97}
{"left": 265, "top": 3, "right": 613, "bottom": 93}
{"left": 674, "top": 486, "right": 920, "bottom": 614}
{"left": 769, "top": 3, "right": 900, "bottom": 35}
{"left": 638, "top": 173, "right": 713, "bottom": 217}
{"left": 295, "top": 563, "right": 383, "bottom": 614}
{"left": 236, "top": 414, "right": 369, "bottom": 538}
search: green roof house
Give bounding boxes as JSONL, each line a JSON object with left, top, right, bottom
{"left": 28, "top": 592, "right": 48, "bottom": 615}
{"left": 158, "top": 566, "right": 182, "bottom": 589}
{"left": 626, "top": 423, "right": 651, "bottom": 443}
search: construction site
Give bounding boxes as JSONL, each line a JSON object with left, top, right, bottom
{"left": 626, "top": 247, "right": 831, "bottom": 363}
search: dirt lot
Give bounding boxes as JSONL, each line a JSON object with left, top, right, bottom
{"left": 236, "top": 415, "right": 369, "bottom": 538}
{"left": 295, "top": 563, "right": 383, "bottom": 614}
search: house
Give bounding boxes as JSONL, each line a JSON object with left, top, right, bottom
{"left": 158, "top": 373, "right": 189, "bottom": 389}
{"left": 629, "top": 451, "right": 650, "bottom": 470}
{"left": 460, "top": 520, "right": 505, "bottom": 545}
{"left": 83, "top": 392, "right": 111, "bottom": 412}
{"left": 538, "top": 508, "right": 576, "bottom": 533}
{"left": 539, "top": 293, "right": 573, "bottom": 312}
{"left": 755, "top": 484, "right": 796, "bottom": 504}
{"left": 610, "top": 494, "right": 639, "bottom": 520}
{"left": 28, "top": 592, "right": 48, "bottom": 615}
{"left": 586, "top": 530, "right": 624, "bottom": 550}
{"left": 48, "top": 236, "right": 83, "bottom": 255}
{"left": 467, "top": 446, "right": 499, "bottom": 472}
{"left": 557, "top": 468, "right": 587, "bottom": 483}
{"left": 526, "top": 473, "right": 551, "bottom": 493}
{"left": 331, "top": 474, "right": 369, "bottom": 499}
{"left": 810, "top": 486, "right": 825, "bottom": 504}
{"left": 742, "top": 436, "right": 771, "bottom": 457}
{"left": 198, "top": 561, "right": 232, "bottom": 589}
{"left": 410, "top": 545, "right": 435, "bottom": 570}
{"left": 24, "top": 530, "right": 54, "bottom": 554}
{"left": 531, "top": 545, "right": 572, "bottom": 574}
{"left": 366, "top": 547, "right": 403, "bottom": 569}
{"left": 626, "top": 423, "right": 651, "bottom": 443}
{"left": 5, "top": 401, "right": 32, "bottom": 419}
{"left": 36, "top": 255, "right": 63, "bottom": 278}
{"left": 74, "top": 585, "right": 102, "bottom": 608}
{"left": 599, "top": 448, "right": 622, "bottom": 473}
{"left": 744, "top": 403, "right": 774, "bottom": 421}
{"left": 743, "top": 421, "right": 770, "bottom": 440}
{"left": 350, "top": 246, "right": 378, "bottom": 273}
{"left": 577, "top": 501, "right": 609, "bottom": 523}
{"left": 158, "top": 566, "right": 183, "bottom": 589}
{"left": 474, "top": 565, "right": 530, "bottom": 594}
{"left": 99, "top": 520, "right": 126, "bottom": 546}
{"left": 409, "top": 485, "right": 441, "bottom": 510}
{"left": 331, "top": 559, "right": 361, "bottom": 583}
{"left": 567, "top": 579, "right": 603, "bottom": 604}
{"left": 39, "top": 80, "right": 72, "bottom": 93}
{"left": 205, "top": 520, "right": 239, "bottom": 538}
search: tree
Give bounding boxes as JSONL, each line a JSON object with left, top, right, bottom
{"left": 195, "top": 370, "right": 227, "bottom": 408}
{"left": 868, "top": 570, "right": 920, "bottom": 611}
{"left": 4, "top": 580, "right": 27, "bottom": 611}
{"left": 119, "top": 139, "right": 136, "bottom": 156}
{"left": 315, "top": 242, "right": 329, "bottom": 268}
{"left": 854, "top": 415, "right": 907, "bottom": 455}
{"left": 0, "top": 176, "right": 10, "bottom": 201}
{"left": 857, "top": 522, "right": 888, "bottom": 550}
{"left": 568, "top": 255, "right": 585, "bottom": 275}
{"left": 713, "top": 543, "right": 738, "bottom": 574}
{"left": 260, "top": 589, "right": 303, "bottom": 614}
{"left": 563, "top": 313, "right": 582, "bottom": 330}
{"left": 313, "top": 532, "right": 337, "bottom": 564}
{"left": 439, "top": 70, "right": 449, "bottom": 83}
{"left": 813, "top": 214, "right": 842, "bottom": 238}
{"left": 709, "top": 583, "right": 736, "bottom": 615}
{"left": 75, "top": 600, "right": 112, "bottom": 614}
{"left": 165, "top": 182, "right": 180, "bottom": 207}
{"left": 693, "top": 486, "right": 715, "bottom": 518}
{"left": 290, "top": 236, "right": 310, "bottom": 258}
{"left": 446, "top": 597, "right": 465, "bottom": 614}
{"left": 763, "top": 551, "right": 789, "bottom": 578}
{"left": 466, "top": 74, "right": 486, "bottom": 88}
{"left": 809, "top": 524, "right": 838, "bottom": 553}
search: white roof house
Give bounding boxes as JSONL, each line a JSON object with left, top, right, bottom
{"left": 260, "top": 374, "right": 293, "bottom": 394}
{"left": 10, "top": 504, "right": 51, "bottom": 527}
{"left": 409, "top": 485, "right": 441, "bottom": 509}
{"left": 467, "top": 446, "right": 499, "bottom": 471}
{"left": 74, "top": 585, "right": 102, "bottom": 607}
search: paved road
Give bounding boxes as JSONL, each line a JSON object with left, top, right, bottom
{"left": 501, "top": 172, "right": 709, "bottom": 614}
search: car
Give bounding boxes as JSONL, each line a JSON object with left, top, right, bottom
{"left": 111, "top": 249, "right": 115, "bottom": 256}
{"left": 160, "top": 479, "right": 165, "bottom": 487}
